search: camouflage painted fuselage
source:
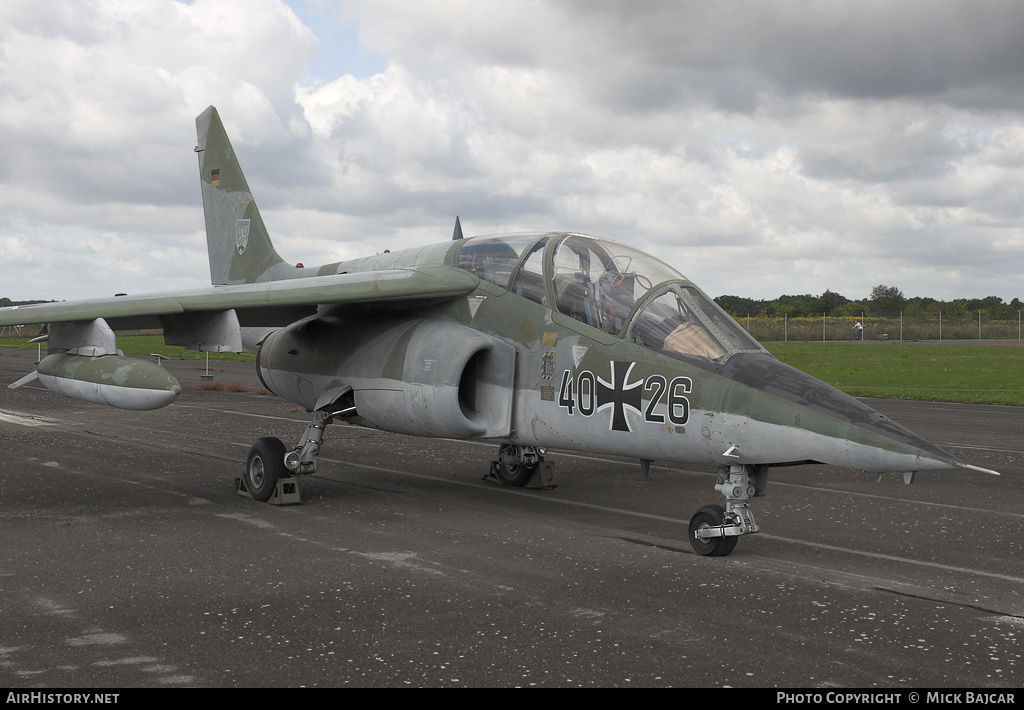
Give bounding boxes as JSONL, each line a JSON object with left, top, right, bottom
{"left": 256, "top": 232, "right": 960, "bottom": 475}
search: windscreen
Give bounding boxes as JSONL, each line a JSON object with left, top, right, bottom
{"left": 630, "top": 285, "right": 764, "bottom": 362}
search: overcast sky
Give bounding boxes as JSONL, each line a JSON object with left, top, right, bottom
{"left": 1, "top": 0, "right": 1022, "bottom": 303}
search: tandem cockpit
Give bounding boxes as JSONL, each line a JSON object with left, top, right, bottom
{"left": 456, "top": 232, "right": 765, "bottom": 364}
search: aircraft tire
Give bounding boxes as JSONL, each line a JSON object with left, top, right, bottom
{"left": 245, "top": 437, "right": 286, "bottom": 502}
{"left": 495, "top": 444, "right": 538, "bottom": 487}
{"left": 496, "top": 462, "right": 537, "bottom": 487}
{"left": 688, "top": 504, "right": 738, "bottom": 557}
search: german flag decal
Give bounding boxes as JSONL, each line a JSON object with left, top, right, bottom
{"left": 211, "top": 168, "right": 220, "bottom": 187}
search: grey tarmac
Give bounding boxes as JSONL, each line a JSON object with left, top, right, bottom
{"left": 0, "top": 348, "right": 1021, "bottom": 688}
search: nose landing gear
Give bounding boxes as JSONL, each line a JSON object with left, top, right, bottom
{"left": 689, "top": 464, "right": 766, "bottom": 556}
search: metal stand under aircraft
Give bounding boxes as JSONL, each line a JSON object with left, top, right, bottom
{"left": 688, "top": 464, "right": 766, "bottom": 556}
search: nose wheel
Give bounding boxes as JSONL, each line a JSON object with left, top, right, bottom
{"left": 689, "top": 464, "right": 765, "bottom": 556}
{"left": 688, "top": 504, "right": 739, "bottom": 556}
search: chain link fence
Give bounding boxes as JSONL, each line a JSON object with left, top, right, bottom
{"left": 738, "top": 313, "right": 1024, "bottom": 342}
{"left": 4, "top": 318, "right": 1023, "bottom": 345}
{"left": 0, "top": 326, "right": 160, "bottom": 341}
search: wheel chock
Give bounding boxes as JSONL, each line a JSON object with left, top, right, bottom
{"left": 484, "top": 462, "right": 501, "bottom": 484}
{"left": 484, "top": 460, "right": 557, "bottom": 489}
{"left": 529, "top": 460, "right": 557, "bottom": 489}
{"left": 235, "top": 476, "right": 302, "bottom": 505}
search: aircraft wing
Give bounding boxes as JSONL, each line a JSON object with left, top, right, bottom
{"left": 0, "top": 265, "right": 479, "bottom": 337}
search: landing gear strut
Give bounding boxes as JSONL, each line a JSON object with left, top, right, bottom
{"left": 240, "top": 409, "right": 342, "bottom": 504}
{"left": 689, "top": 464, "right": 766, "bottom": 556}
{"left": 283, "top": 410, "right": 334, "bottom": 476}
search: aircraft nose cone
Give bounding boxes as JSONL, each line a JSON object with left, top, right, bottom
{"left": 719, "top": 353, "right": 965, "bottom": 473}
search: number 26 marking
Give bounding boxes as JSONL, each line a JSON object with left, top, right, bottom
{"left": 558, "top": 369, "right": 690, "bottom": 425}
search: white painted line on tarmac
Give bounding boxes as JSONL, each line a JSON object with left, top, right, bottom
{"left": 0, "top": 408, "right": 61, "bottom": 427}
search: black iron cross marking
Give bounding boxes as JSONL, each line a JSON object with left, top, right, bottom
{"left": 596, "top": 361, "right": 644, "bottom": 432}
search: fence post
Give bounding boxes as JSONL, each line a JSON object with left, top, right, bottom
{"left": 900, "top": 312, "right": 903, "bottom": 342}
{"left": 979, "top": 309, "right": 982, "bottom": 340}
{"left": 939, "top": 311, "right": 942, "bottom": 341}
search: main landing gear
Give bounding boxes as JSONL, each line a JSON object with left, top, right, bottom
{"left": 240, "top": 410, "right": 337, "bottom": 504}
{"left": 489, "top": 444, "right": 557, "bottom": 489}
{"left": 688, "top": 464, "right": 766, "bottom": 557}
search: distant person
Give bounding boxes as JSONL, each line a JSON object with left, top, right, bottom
{"left": 853, "top": 321, "right": 863, "bottom": 340}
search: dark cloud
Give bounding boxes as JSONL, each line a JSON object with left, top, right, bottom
{"left": 392, "top": 1, "right": 1024, "bottom": 115}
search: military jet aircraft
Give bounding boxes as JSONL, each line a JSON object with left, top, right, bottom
{"left": 0, "top": 107, "right": 997, "bottom": 556}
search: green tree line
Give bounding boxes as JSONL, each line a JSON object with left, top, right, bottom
{"left": 0, "top": 297, "right": 52, "bottom": 308}
{"left": 715, "top": 285, "right": 1024, "bottom": 320}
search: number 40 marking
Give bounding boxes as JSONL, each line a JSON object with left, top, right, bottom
{"left": 557, "top": 369, "right": 691, "bottom": 425}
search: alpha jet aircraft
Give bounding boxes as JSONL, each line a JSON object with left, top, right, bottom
{"left": 0, "top": 107, "right": 997, "bottom": 556}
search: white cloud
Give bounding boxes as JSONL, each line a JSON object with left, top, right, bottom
{"left": 0, "top": 0, "right": 1022, "bottom": 304}
{"left": 0, "top": 0, "right": 318, "bottom": 298}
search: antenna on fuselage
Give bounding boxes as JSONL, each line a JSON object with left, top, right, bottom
{"left": 452, "top": 216, "right": 464, "bottom": 240}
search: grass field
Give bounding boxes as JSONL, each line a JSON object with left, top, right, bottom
{"left": 3, "top": 334, "right": 1023, "bottom": 406}
{"left": 0, "top": 333, "right": 256, "bottom": 362}
{"left": 765, "top": 342, "right": 1024, "bottom": 406}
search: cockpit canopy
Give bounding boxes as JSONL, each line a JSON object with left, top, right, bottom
{"left": 456, "top": 232, "right": 764, "bottom": 362}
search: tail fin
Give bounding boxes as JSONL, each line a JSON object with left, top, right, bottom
{"left": 195, "top": 106, "right": 286, "bottom": 285}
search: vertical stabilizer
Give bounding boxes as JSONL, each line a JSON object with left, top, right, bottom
{"left": 195, "top": 106, "right": 286, "bottom": 285}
